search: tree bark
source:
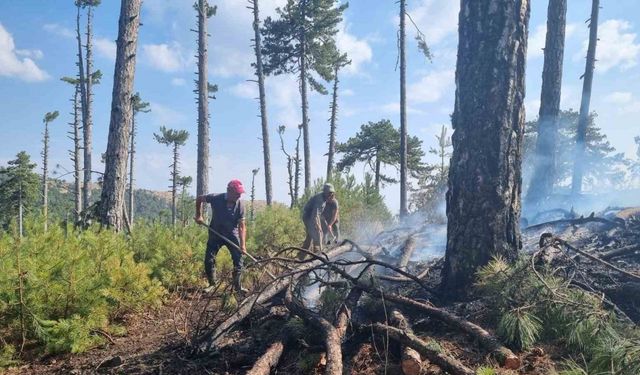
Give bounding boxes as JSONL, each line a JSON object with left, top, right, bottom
{"left": 374, "top": 154, "right": 381, "bottom": 191}
{"left": 72, "top": 84, "right": 82, "bottom": 221}
{"left": 327, "top": 65, "right": 340, "bottom": 181}
{"left": 571, "top": 0, "right": 599, "bottom": 196}
{"left": 42, "top": 119, "right": 49, "bottom": 232}
{"left": 172, "top": 143, "right": 178, "bottom": 228}
{"left": 398, "top": 235, "right": 416, "bottom": 270}
{"left": 246, "top": 340, "right": 285, "bottom": 375}
{"left": 389, "top": 310, "right": 422, "bottom": 375}
{"left": 251, "top": 0, "right": 273, "bottom": 206}
{"left": 129, "top": 112, "right": 136, "bottom": 226}
{"left": 196, "top": 0, "right": 210, "bottom": 198}
{"left": 300, "top": 1, "right": 311, "bottom": 191}
{"left": 294, "top": 126, "right": 302, "bottom": 205}
{"left": 399, "top": 0, "right": 408, "bottom": 218}
{"left": 76, "top": 4, "right": 91, "bottom": 211}
{"left": 100, "top": 0, "right": 142, "bottom": 231}
{"left": 372, "top": 323, "right": 474, "bottom": 375}
{"left": 443, "top": 0, "right": 530, "bottom": 292}
{"left": 84, "top": 4, "right": 95, "bottom": 210}
{"left": 526, "top": 0, "right": 567, "bottom": 207}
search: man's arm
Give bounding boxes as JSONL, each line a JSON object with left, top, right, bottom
{"left": 238, "top": 219, "right": 247, "bottom": 253}
{"left": 194, "top": 195, "right": 207, "bottom": 224}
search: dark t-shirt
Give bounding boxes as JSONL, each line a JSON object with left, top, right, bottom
{"left": 322, "top": 198, "right": 339, "bottom": 222}
{"left": 205, "top": 193, "right": 245, "bottom": 241}
{"left": 302, "top": 193, "right": 326, "bottom": 222}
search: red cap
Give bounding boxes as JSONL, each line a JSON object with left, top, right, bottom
{"left": 227, "top": 179, "right": 245, "bottom": 194}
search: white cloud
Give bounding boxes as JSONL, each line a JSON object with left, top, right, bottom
{"left": 43, "top": 23, "right": 74, "bottom": 39}
{"left": 210, "top": 45, "right": 254, "bottom": 78}
{"left": 407, "top": 69, "right": 454, "bottom": 104}
{"left": 230, "top": 80, "right": 257, "bottom": 100}
{"left": 171, "top": 77, "right": 186, "bottom": 86}
{"left": 0, "top": 23, "right": 49, "bottom": 82}
{"left": 336, "top": 22, "right": 373, "bottom": 75}
{"left": 342, "top": 88, "right": 355, "bottom": 96}
{"left": 604, "top": 91, "right": 633, "bottom": 105}
{"left": 15, "top": 49, "right": 43, "bottom": 59}
{"left": 142, "top": 42, "right": 193, "bottom": 73}
{"left": 575, "top": 19, "right": 640, "bottom": 73}
{"left": 94, "top": 37, "right": 116, "bottom": 60}
{"left": 381, "top": 101, "right": 425, "bottom": 115}
{"left": 403, "top": 0, "right": 459, "bottom": 45}
{"left": 600, "top": 91, "right": 640, "bottom": 114}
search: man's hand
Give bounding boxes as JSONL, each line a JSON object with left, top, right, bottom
{"left": 240, "top": 245, "right": 247, "bottom": 255}
{"left": 194, "top": 216, "right": 205, "bottom": 225}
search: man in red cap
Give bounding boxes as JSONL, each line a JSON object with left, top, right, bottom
{"left": 195, "top": 179, "right": 247, "bottom": 294}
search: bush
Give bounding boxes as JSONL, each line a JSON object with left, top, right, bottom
{"left": 247, "top": 204, "right": 305, "bottom": 254}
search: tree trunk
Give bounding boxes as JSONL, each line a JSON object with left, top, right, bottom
{"left": 246, "top": 341, "right": 284, "bottom": 375}
{"left": 399, "top": 0, "right": 408, "bottom": 218}
{"left": 76, "top": 4, "right": 91, "bottom": 211}
{"left": 196, "top": 0, "right": 210, "bottom": 198}
{"left": 172, "top": 143, "right": 178, "bottom": 228}
{"left": 73, "top": 84, "right": 82, "bottom": 221}
{"left": 100, "top": 0, "right": 142, "bottom": 231}
{"left": 300, "top": 1, "right": 311, "bottom": 192}
{"left": 129, "top": 113, "right": 136, "bottom": 226}
{"left": 374, "top": 154, "right": 381, "bottom": 191}
{"left": 443, "top": 0, "right": 530, "bottom": 292}
{"left": 327, "top": 65, "right": 340, "bottom": 181}
{"left": 42, "top": 120, "right": 49, "bottom": 232}
{"left": 251, "top": 0, "right": 273, "bottom": 206}
{"left": 527, "top": 0, "right": 567, "bottom": 207}
{"left": 571, "top": 0, "right": 599, "bottom": 196}
{"left": 84, "top": 4, "right": 95, "bottom": 209}
{"left": 294, "top": 126, "right": 302, "bottom": 205}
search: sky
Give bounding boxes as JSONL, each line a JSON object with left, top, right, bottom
{"left": 1, "top": 0, "right": 640, "bottom": 214}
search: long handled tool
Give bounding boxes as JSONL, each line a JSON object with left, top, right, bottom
{"left": 197, "top": 222, "right": 277, "bottom": 280}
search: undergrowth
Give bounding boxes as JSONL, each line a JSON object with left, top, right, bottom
{"left": 476, "top": 256, "right": 640, "bottom": 374}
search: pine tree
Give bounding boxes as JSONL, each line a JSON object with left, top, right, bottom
{"left": 61, "top": 77, "right": 83, "bottom": 221}
{"left": 129, "top": 92, "right": 150, "bottom": 227}
{"left": 326, "top": 53, "right": 350, "bottom": 181}
{"left": 100, "top": 0, "right": 143, "bottom": 231}
{"left": 195, "top": 0, "right": 216, "bottom": 198}
{"left": 42, "top": 111, "right": 60, "bottom": 232}
{"left": 572, "top": 0, "right": 600, "bottom": 196}
{"left": 154, "top": 127, "right": 189, "bottom": 228}
{"left": 249, "top": 0, "right": 273, "bottom": 206}
{"left": 399, "top": 0, "right": 408, "bottom": 218}
{"left": 443, "top": 0, "right": 529, "bottom": 293}
{"left": 177, "top": 175, "right": 193, "bottom": 226}
{"left": 261, "top": 0, "right": 347, "bottom": 191}
{"left": 250, "top": 168, "right": 260, "bottom": 222}
{"left": 0, "top": 152, "right": 39, "bottom": 232}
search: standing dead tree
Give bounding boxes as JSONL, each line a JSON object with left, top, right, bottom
{"left": 41, "top": 111, "right": 59, "bottom": 232}
{"left": 61, "top": 77, "right": 83, "bottom": 221}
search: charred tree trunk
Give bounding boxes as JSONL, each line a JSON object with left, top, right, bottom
{"left": 84, "top": 4, "right": 95, "bottom": 209}
{"left": 171, "top": 143, "right": 179, "bottom": 228}
{"left": 571, "top": 0, "right": 599, "bottom": 196}
{"left": 72, "top": 84, "right": 82, "bottom": 221}
{"left": 42, "top": 120, "right": 50, "bottom": 232}
{"left": 526, "top": 0, "right": 567, "bottom": 207}
{"left": 326, "top": 65, "right": 340, "bottom": 181}
{"left": 399, "top": 0, "right": 408, "bottom": 218}
{"left": 251, "top": 0, "right": 273, "bottom": 206}
{"left": 100, "top": 0, "right": 142, "bottom": 231}
{"left": 294, "top": 125, "right": 302, "bottom": 205}
{"left": 76, "top": 4, "right": 91, "bottom": 211}
{"left": 300, "top": 1, "right": 311, "bottom": 192}
{"left": 196, "top": 0, "right": 210, "bottom": 198}
{"left": 129, "top": 112, "right": 136, "bottom": 226}
{"left": 443, "top": 0, "right": 530, "bottom": 292}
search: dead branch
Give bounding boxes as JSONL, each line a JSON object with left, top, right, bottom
{"left": 371, "top": 323, "right": 475, "bottom": 375}
{"left": 285, "top": 287, "right": 343, "bottom": 375}
{"left": 551, "top": 235, "right": 640, "bottom": 283}
{"left": 376, "top": 265, "right": 431, "bottom": 283}
{"left": 335, "top": 288, "right": 363, "bottom": 341}
{"left": 525, "top": 215, "right": 622, "bottom": 231}
{"left": 600, "top": 244, "right": 640, "bottom": 261}
{"left": 398, "top": 235, "right": 416, "bottom": 270}
{"left": 246, "top": 340, "right": 285, "bottom": 375}
{"left": 390, "top": 309, "right": 422, "bottom": 375}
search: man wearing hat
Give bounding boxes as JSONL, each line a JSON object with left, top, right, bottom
{"left": 301, "top": 183, "right": 337, "bottom": 254}
{"left": 194, "top": 179, "right": 247, "bottom": 294}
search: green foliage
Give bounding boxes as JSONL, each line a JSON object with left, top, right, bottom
{"left": 247, "top": 204, "right": 304, "bottom": 254}
{"left": 0, "top": 344, "right": 18, "bottom": 368}
{"left": 475, "top": 367, "right": 497, "bottom": 375}
{"left": 523, "top": 110, "right": 629, "bottom": 191}
{"left": 0, "top": 151, "right": 40, "bottom": 230}
{"left": 476, "top": 257, "right": 640, "bottom": 372}
{"left": 153, "top": 126, "right": 189, "bottom": 147}
{"left": 336, "top": 119, "right": 426, "bottom": 189}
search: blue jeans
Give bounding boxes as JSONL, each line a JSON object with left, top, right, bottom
{"left": 204, "top": 237, "right": 243, "bottom": 286}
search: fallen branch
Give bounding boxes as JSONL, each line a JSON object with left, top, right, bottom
{"left": 525, "top": 215, "right": 621, "bottom": 231}
{"left": 398, "top": 236, "right": 416, "bottom": 270}
{"left": 335, "top": 288, "right": 363, "bottom": 341}
{"left": 600, "top": 245, "right": 640, "bottom": 261}
{"left": 285, "top": 287, "right": 342, "bottom": 375}
{"left": 371, "top": 323, "right": 474, "bottom": 375}
{"left": 552, "top": 236, "right": 640, "bottom": 283}
{"left": 390, "top": 309, "right": 422, "bottom": 375}
{"left": 246, "top": 340, "right": 285, "bottom": 375}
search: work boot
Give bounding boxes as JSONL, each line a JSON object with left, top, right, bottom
{"left": 232, "top": 271, "right": 248, "bottom": 298}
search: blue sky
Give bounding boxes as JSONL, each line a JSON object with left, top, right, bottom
{"left": 1, "top": 0, "right": 640, "bottom": 213}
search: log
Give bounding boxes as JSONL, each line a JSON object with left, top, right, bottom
{"left": 600, "top": 245, "right": 640, "bottom": 261}
{"left": 390, "top": 309, "right": 421, "bottom": 375}
{"left": 284, "top": 288, "right": 342, "bottom": 375}
{"left": 246, "top": 340, "right": 285, "bottom": 375}
{"left": 196, "top": 243, "right": 354, "bottom": 352}
{"left": 372, "top": 323, "right": 475, "bottom": 375}
{"left": 398, "top": 235, "right": 416, "bottom": 270}
{"left": 525, "top": 215, "right": 621, "bottom": 231}
{"left": 335, "top": 288, "right": 363, "bottom": 341}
